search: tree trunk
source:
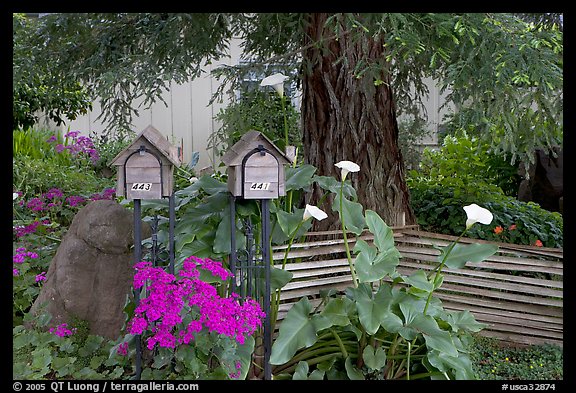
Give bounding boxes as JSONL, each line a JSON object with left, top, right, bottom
{"left": 301, "top": 13, "right": 416, "bottom": 230}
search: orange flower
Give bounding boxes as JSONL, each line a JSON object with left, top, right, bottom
{"left": 494, "top": 226, "right": 504, "bottom": 235}
{"left": 535, "top": 239, "right": 543, "bottom": 247}
{"left": 509, "top": 224, "right": 517, "bottom": 231}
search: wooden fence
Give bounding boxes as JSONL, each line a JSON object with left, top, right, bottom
{"left": 271, "top": 226, "right": 563, "bottom": 347}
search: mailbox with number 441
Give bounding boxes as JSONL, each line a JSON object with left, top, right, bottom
{"left": 222, "top": 130, "right": 293, "bottom": 200}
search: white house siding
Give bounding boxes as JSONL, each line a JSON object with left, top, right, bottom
{"left": 38, "top": 38, "right": 449, "bottom": 171}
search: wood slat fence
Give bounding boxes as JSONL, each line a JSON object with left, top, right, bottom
{"left": 271, "top": 226, "right": 563, "bottom": 347}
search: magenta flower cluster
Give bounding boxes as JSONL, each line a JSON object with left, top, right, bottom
{"left": 127, "top": 257, "right": 265, "bottom": 352}
{"left": 47, "top": 131, "right": 100, "bottom": 165}
{"left": 13, "top": 247, "right": 39, "bottom": 276}
{"left": 49, "top": 323, "right": 77, "bottom": 337}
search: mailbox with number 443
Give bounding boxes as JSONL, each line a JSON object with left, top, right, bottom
{"left": 110, "top": 125, "right": 181, "bottom": 200}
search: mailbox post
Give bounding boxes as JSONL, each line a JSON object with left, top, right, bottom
{"left": 110, "top": 125, "right": 181, "bottom": 379}
{"left": 222, "top": 130, "right": 291, "bottom": 380}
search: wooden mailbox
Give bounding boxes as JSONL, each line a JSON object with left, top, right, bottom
{"left": 221, "top": 130, "right": 292, "bottom": 199}
{"left": 110, "top": 125, "right": 181, "bottom": 200}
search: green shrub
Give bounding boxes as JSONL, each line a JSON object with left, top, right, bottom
{"left": 409, "top": 184, "right": 563, "bottom": 248}
{"left": 13, "top": 158, "right": 114, "bottom": 201}
{"left": 469, "top": 335, "right": 563, "bottom": 380}
{"left": 414, "top": 133, "right": 522, "bottom": 197}
{"left": 13, "top": 318, "right": 129, "bottom": 380}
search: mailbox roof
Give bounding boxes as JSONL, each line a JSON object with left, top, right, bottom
{"left": 109, "top": 125, "right": 181, "bottom": 167}
{"left": 221, "top": 130, "right": 292, "bottom": 166}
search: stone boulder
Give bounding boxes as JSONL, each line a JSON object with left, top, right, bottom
{"left": 28, "top": 200, "right": 151, "bottom": 339}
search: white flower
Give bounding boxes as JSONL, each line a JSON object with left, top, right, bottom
{"left": 189, "top": 176, "right": 198, "bottom": 184}
{"left": 463, "top": 203, "right": 493, "bottom": 229}
{"left": 260, "top": 73, "right": 289, "bottom": 97}
{"left": 303, "top": 204, "right": 328, "bottom": 221}
{"left": 13, "top": 192, "right": 19, "bottom": 201}
{"left": 335, "top": 160, "right": 360, "bottom": 181}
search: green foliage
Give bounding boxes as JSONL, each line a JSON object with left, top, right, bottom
{"left": 469, "top": 336, "right": 563, "bottom": 380}
{"left": 210, "top": 83, "right": 301, "bottom": 158}
{"left": 270, "top": 170, "right": 497, "bottom": 380}
{"left": 20, "top": 13, "right": 562, "bottom": 172}
{"left": 397, "top": 116, "right": 433, "bottom": 171}
{"left": 88, "top": 132, "right": 132, "bottom": 178}
{"left": 409, "top": 184, "right": 563, "bottom": 248}
{"left": 407, "top": 132, "right": 561, "bottom": 248}
{"left": 13, "top": 128, "right": 72, "bottom": 165}
{"left": 13, "top": 14, "right": 92, "bottom": 130}
{"left": 13, "top": 158, "right": 114, "bottom": 201}
{"left": 412, "top": 133, "right": 522, "bottom": 197}
{"left": 13, "top": 322, "right": 129, "bottom": 379}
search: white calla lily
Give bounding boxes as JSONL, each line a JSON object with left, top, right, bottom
{"left": 260, "top": 72, "right": 289, "bottom": 97}
{"left": 335, "top": 160, "right": 360, "bottom": 181}
{"left": 463, "top": 203, "right": 493, "bottom": 229}
{"left": 303, "top": 204, "right": 328, "bottom": 221}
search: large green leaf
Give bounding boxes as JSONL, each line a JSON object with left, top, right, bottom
{"left": 285, "top": 164, "right": 316, "bottom": 191}
{"left": 441, "top": 243, "right": 499, "bottom": 269}
{"left": 445, "top": 310, "right": 486, "bottom": 333}
{"left": 406, "top": 311, "right": 459, "bottom": 356}
{"left": 362, "top": 344, "right": 387, "bottom": 371}
{"left": 313, "top": 175, "right": 357, "bottom": 199}
{"left": 320, "top": 297, "right": 354, "bottom": 326}
{"left": 270, "top": 266, "right": 293, "bottom": 292}
{"left": 195, "top": 174, "right": 228, "bottom": 195}
{"left": 213, "top": 210, "right": 231, "bottom": 254}
{"left": 427, "top": 350, "right": 476, "bottom": 380}
{"left": 344, "top": 356, "right": 365, "bottom": 380}
{"left": 351, "top": 283, "right": 392, "bottom": 335}
{"left": 402, "top": 270, "right": 434, "bottom": 293}
{"left": 365, "top": 210, "right": 395, "bottom": 252}
{"left": 270, "top": 297, "right": 323, "bottom": 365}
{"left": 333, "top": 194, "right": 366, "bottom": 236}
{"left": 276, "top": 208, "right": 311, "bottom": 238}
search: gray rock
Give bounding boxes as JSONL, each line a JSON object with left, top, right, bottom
{"left": 28, "top": 200, "right": 151, "bottom": 339}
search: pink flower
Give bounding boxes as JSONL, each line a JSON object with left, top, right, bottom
{"left": 128, "top": 257, "right": 264, "bottom": 352}
{"left": 535, "top": 239, "right": 543, "bottom": 247}
{"left": 49, "top": 323, "right": 76, "bottom": 337}
{"left": 117, "top": 342, "right": 129, "bottom": 356}
{"left": 35, "top": 272, "right": 47, "bottom": 283}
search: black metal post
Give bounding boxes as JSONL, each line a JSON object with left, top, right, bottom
{"left": 230, "top": 194, "right": 237, "bottom": 293}
{"left": 169, "top": 194, "right": 175, "bottom": 275}
{"left": 133, "top": 199, "right": 142, "bottom": 380}
{"left": 261, "top": 199, "right": 272, "bottom": 381}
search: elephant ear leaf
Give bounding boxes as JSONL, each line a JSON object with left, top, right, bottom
{"left": 270, "top": 297, "right": 328, "bottom": 365}
{"left": 442, "top": 243, "right": 498, "bottom": 269}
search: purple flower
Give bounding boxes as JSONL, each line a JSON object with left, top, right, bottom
{"left": 43, "top": 188, "right": 64, "bottom": 200}
{"left": 64, "top": 131, "right": 81, "bottom": 138}
{"left": 66, "top": 195, "right": 86, "bottom": 207}
{"left": 35, "top": 272, "right": 47, "bottom": 283}
{"left": 117, "top": 342, "right": 129, "bottom": 356}
{"left": 26, "top": 198, "right": 45, "bottom": 212}
{"left": 49, "top": 323, "right": 76, "bottom": 337}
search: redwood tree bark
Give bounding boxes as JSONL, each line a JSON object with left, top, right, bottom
{"left": 301, "top": 13, "right": 416, "bottom": 230}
